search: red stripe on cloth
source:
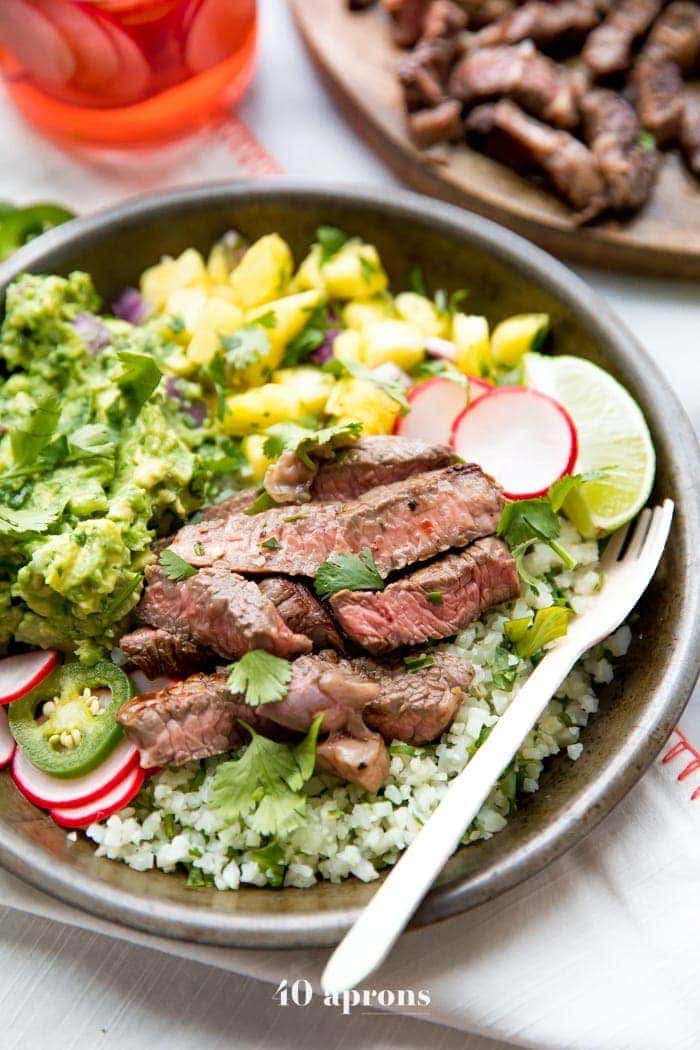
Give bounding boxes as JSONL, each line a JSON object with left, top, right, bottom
{"left": 661, "top": 728, "right": 700, "bottom": 801}
{"left": 219, "top": 115, "right": 284, "bottom": 176}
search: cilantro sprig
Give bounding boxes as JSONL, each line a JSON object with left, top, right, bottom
{"left": 227, "top": 649, "right": 292, "bottom": 707}
{"left": 10, "top": 396, "right": 61, "bottom": 467}
{"left": 211, "top": 714, "right": 323, "bottom": 837}
{"left": 316, "top": 225, "right": 348, "bottom": 263}
{"left": 219, "top": 324, "right": 271, "bottom": 371}
{"left": 115, "top": 350, "right": 162, "bottom": 418}
{"left": 314, "top": 548, "right": 384, "bottom": 600}
{"left": 262, "top": 419, "right": 362, "bottom": 469}
{"left": 158, "top": 549, "right": 197, "bottom": 581}
{"left": 504, "top": 606, "right": 570, "bottom": 660}
{"left": 324, "top": 356, "right": 409, "bottom": 416}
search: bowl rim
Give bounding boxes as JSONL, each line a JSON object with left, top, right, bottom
{"left": 0, "top": 178, "right": 698, "bottom": 948}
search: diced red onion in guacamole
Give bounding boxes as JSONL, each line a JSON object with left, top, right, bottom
{"left": 166, "top": 377, "right": 207, "bottom": 427}
{"left": 73, "top": 313, "right": 111, "bottom": 354}
{"left": 112, "top": 287, "right": 151, "bottom": 325}
{"left": 311, "top": 328, "right": 339, "bottom": 364}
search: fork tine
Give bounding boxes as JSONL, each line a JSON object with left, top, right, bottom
{"left": 626, "top": 507, "right": 652, "bottom": 560}
{"left": 643, "top": 501, "right": 674, "bottom": 568}
{"left": 601, "top": 521, "right": 631, "bottom": 568}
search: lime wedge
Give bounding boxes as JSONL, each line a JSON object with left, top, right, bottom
{"left": 522, "top": 353, "right": 655, "bottom": 537}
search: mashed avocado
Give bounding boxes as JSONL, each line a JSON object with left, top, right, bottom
{"left": 0, "top": 272, "right": 238, "bottom": 662}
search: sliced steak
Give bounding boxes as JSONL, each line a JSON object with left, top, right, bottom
{"left": 465, "top": 100, "right": 608, "bottom": 220}
{"left": 258, "top": 577, "right": 344, "bottom": 651}
{"left": 165, "top": 463, "right": 504, "bottom": 578}
{"left": 449, "top": 44, "right": 580, "bottom": 129}
{"left": 316, "top": 731, "right": 390, "bottom": 793}
{"left": 421, "top": 0, "right": 468, "bottom": 41}
{"left": 645, "top": 1, "right": 700, "bottom": 73}
{"left": 331, "top": 536, "right": 519, "bottom": 653}
{"left": 202, "top": 489, "right": 256, "bottom": 522}
{"left": 582, "top": 0, "right": 663, "bottom": 77}
{"left": 399, "top": 37, "right": 456, "bottom": 110}
{"left": 680, "top": 92, "right": 700, "bottom": 177}
{"left": 461, "top": 0, "right": 515, "bottom": 29}
{"left": 470, "top": 0, "right": 600, "bottom": 54}
{"left": 355, "top": 651, "right": 473, "bottom": 744}
{"left": 409, "top": 99, "right": 464, "bottom": 147}
{"left": 632, "top": 54, "right": 685, "bottom": 144}
{"left": 119, "top": 625, "right": 210, "bottom": 679}
{"left": 137, "top": 563, "right": 311, "bottom": 660}
{"left": 311, "top": 435, "right": 455, "bottom": 501}
{"left": 581, "top": 88, "right": 661, "bottom": 210}
{"left": 116, "top": 673, "right": 281, "bottom": 768}
{"left": 385, "top": 0, "right": 430, "bottom": 47}
{"left": 260, "top": 652, "right": 379, "bottom": 735}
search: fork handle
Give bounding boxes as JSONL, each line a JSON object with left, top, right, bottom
{"left": 321, "top": 642, "right": 580, "bottom": 995}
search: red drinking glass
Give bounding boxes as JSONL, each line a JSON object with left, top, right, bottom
{"left": 0, "top": 0, "right": 257, "bottom": 148}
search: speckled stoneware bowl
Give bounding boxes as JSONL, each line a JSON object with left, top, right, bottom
{"left": 0, "top": 182, "right": 698, "bottom": 949}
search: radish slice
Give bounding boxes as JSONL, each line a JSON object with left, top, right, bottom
{"left": 451, "top": 386, "right": 578, "bottom": 499}
{"left": 11, "top": 737, "right": 139, "bottom": 810}
{"left": 0, "top": 708, "right": 15, "bottom": 769}
{"left": 0, "top": 650, "right": 59, "bottom": 706}
{"left": 50, "top": 765, "right": 146, "bottom": 829}
{"left": 396, "top": 376, "right": 468, "bottom": 445}
{"left": 467, "top": 376, "right": 494, "bottom": 404}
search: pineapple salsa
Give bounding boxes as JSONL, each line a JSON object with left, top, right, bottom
{"left": 0, "top": 225, "right": 547, "bottom": 663}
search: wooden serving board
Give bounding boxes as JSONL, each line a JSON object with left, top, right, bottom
{"left": 291, "top": 0, "right": 700, "bottom": 278}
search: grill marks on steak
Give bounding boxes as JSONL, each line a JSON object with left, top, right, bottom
{"left": 258, "top": 578, "right": 344, "bottom": 651}
{"left": 331, "top": 536, "right": 519, "bottom": 653}
{"left": 119, "top": 625, "right": 209, "bottom": 679}
{"left": 310, "top": 436, "right": 455, "bottom": 500}
{"left": 583, "top": 0, "right": 663, "bottom": 77}
{"left": 465, "top": 100, "right": 608, "bottom": 219}
{"left": 166, "top": 464, "right": 504, "bottom": 578}
{"left": 449, "top": 44, "right": 581, "bottom": 129}
{"left": 581, "top": 88, "right": 661, "bottom": 210}
{"left": 137, "top": 563, "right": 312, "bottom": 660}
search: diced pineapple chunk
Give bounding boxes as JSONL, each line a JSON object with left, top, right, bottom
{"left": 394, "top": 292, "right": 447, "bottom": 338}
{"left": 165, "top": 287, "right": 208, "bottom": 335}
{"left": 325, "top": 377, "right": 399, "bottom": 435}
{"left": 362, "top": 319, "right": 425, "bottom": 371}
{"left": 272, "top": 366, "right": 335, "bottom": 415}
{"left": 187, "top": 297, "right": 245, "bottom": 369}
{"left": 342, "top": 296, "right": 394, "bottom": 330}
{"left": 229, "top": 234, "right": 293, "bottom": 309}
{"left": 452, "top": 313, "right": 491, "bottom": 376}
{"left": 223, "top": 384, "right": 303, "bottom": 436}
{"left": 241, "top": 434, "right": 273, "bottom": 482}
{"left": 289, "top": 244, "right": 325, "bottom": 293}
{"left": 246, "top": 289, "right": 325, "bottom": 367}
{"left": 491, "top": 313, "right": 549, "bottom": 367}
{"left": 321, "top": 242, "right": 388, "bottom": 299}
{"left": 209, "top": 283, "right": 241, "bottom": 306}
{"left": 333, "top": 329, "right": 364, "bottom": 363}
{"left": 140, "top": 248, "right": 209, "bottom": 311}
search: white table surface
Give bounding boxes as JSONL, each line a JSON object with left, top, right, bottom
{"left": 0, "top": 1, "right": 698, "bottom": 1047}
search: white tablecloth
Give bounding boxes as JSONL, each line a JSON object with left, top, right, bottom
{"left": 0, "top": 2, "right": 699, "bottom": 1047}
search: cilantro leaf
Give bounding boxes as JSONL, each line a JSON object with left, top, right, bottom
{"left": 158, "top": 549, "right": 197, "bottom": 581}
{"left": 0, "top": 496, "right": 67, "bottom": 536}
{"left": 280, "top": 305, "right": 329, "bottom": 367}
{"left": 205, "top": 353, "right": 228, "bottom": 421}
{"left": 504, "top": 606, "right": 570, "bottom": 659}
{"left": 404, "top": 653, "right": 435, "bottom": 673}
{"left": 262, "top": 419, "right": 362, "bottom": 470}
{"left": 314, "top": 548, "right": 384, "bottom": 600}
{"left": 227, "top": 649, "right": 292, "bottom": 707}
{"left": 210, "top": 714, "right": 324, "bottom": 838}
{"left": 491, "top": 646, "right": 518, "bottom": 691}
{"left": 68, "top": 423, "right": 116, "bottom": 460}
{"left": 548, "top": 470, "right": 608, "bottom": 512}
{"left": 115, "top": 350, "right": 161, "bottom": 418}
{"left": 325, "top": 356, "right": 409, "bottom": 415}
{"left": 316, "top": 225, "right": 348, "bottom": 263}
{"left": 409, "top": 265, "right": 427, "bottom": 297}
{"left": 260, "top": 536, "right": 280, "bottom": 549}
{"left": 10, "top": 396, "right": 61, "bottom": 467}
{"left": 497, "top": 494, "right": 577, "bottom": 589}
{"left": 389, "top": 742, "right": 425, "bottom": 757}
{"left": 426, "top": 590, "right": 443, "bottom": 605}
{"left": 220, "top": 324, "right": 270, "bottom": 371}
{"left": 244, "top": 489, "right": 277, "bottom": 515}
{"left": 251, "top": 841, "right": 286, "bottom": 887}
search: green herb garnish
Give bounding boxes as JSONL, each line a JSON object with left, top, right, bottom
{"left": 159, "top": 549, "right": 197, "bottom": 581}
{"left": 227, "top": 649, "right": 292, "bottom": 707}
{"left": 404, "top": 653, "right": 435, "bottom": 673}
{"left": 260, "top": 536, "right": 281, "bottom": 549}
{"left": 220, "top": 324, "right": 270, "bottom": 371}
{"left": 316, "top": 225, "right": 348, "bottom": 263}
{"left": 115, "top": 350, "right": 162, "bottom": 418}
{"left": 314, "top": 548, "right": 384, "bottom": 600}
{"left": 426, "top": 590, "right": 443, "bottom": 605}
{"left": 505, "top": 606, "right": 570, "bottom": 659}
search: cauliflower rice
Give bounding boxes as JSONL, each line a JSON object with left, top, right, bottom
{"left": 87, "top": 521, "right": 632, "bottom": 889}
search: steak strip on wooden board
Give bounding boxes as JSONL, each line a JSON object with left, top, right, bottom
{"left": 582, "top": 0, "right": 663, "bottom": 77}
{"left": 680, "top": 93, "right": 700, "bottom": 176}
{"left": 330, "top": 536, "right": 519, "bottom": 653}
{"left": 581, "top": 88, "right": 661, "bottom": 211}
{"left": 468, "top": 0, "right": 600, "bottom": 55}
{"left": 165, "top": 463, "right": 504, "bottom": 579}
{"left": 465, "top": 100, "right": 609, "bottom": 220}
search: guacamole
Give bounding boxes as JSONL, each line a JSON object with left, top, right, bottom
{"left": 0, "top": 271, "right": 237, "bottom": 662}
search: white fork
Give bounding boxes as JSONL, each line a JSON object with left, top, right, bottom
{"left": 322, "top": 500, "right": 674, "bottom": 995}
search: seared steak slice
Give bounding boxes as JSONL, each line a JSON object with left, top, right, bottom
{"left": 582, "top": 0, "right": 663, "bottom": 77}
{"left": 645, "top": 2, "right": 700, "bottom": 73}
{"left": 356, "top": 651, "right": 473, "bottom": 744}
{"left": 466, "top": 100, "right": 608, "bottom": 220}
{"left": 166, "top": 464, "right": 504, "bottom": 578}
{"left": 399, "top": 38, "right": 456, "bottom": 110}
{"left": 316, "top": 731, "right": 390, "bottom": 793}
{"left": 581, "top": 88, "right": 661, "bottom": 209}
{"left": 116, "top": 673, "right": 281, "bottom": 768}
{"left": 421, "top": 0, "right": 468, "bottom": 41}
{"left": 632, "top": 54, "right": 685, "bottom": 144}
{"left": 119, "top": 625, "right": 210, "bottom": 679}
{"left": 137, "top": 563, "right": 311, "bottom": 659}
{"left": 311, "top": 436, "right": 455, "bottom": 501}
{"left": 449, "top": 44, "right": 580, "bottom": 129}
{"left": 385, "top": 0, "right": 430, "bottom": 47}
{"left": 471, "top": 0, "right": 600, "bottom": 54}
{"left": 260, "top": 652, "right": 379, "bottom": 734}
{"left": 258, "top": 577, "right": 344, "bottom": 651}
{"left": 331, "top": 536, "right": 519, "bottom": 653}
{"left": 680, "top": 93, "right": 700, "bottom": 177}
{"left": 409, "top": 99, "right": 464, "bottom": 147}
{"left": 202, "top": 489, "right": 256, "bottom": 522}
